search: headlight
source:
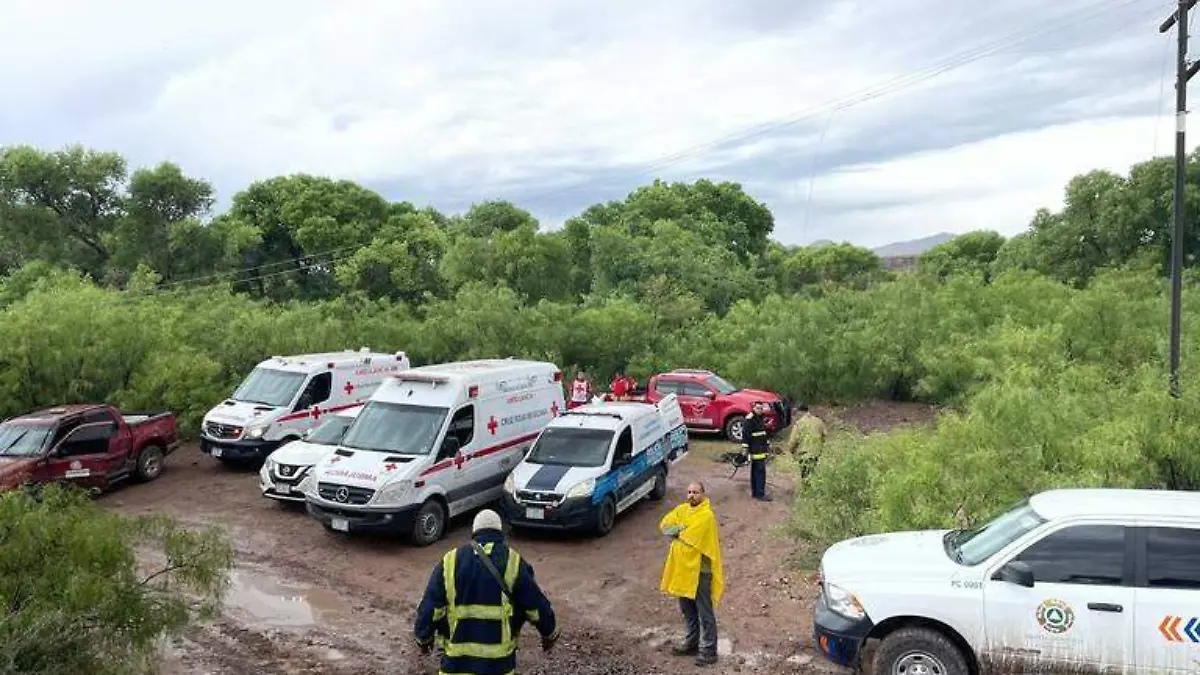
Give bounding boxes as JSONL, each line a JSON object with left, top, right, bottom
{"left": 377, "top": 480, "right": 413, "bottom": 504}
{"left": 245, "top": 424, "right": 269, "bottom": 440}
{"left": 565, "top": 478, "right": 595, "bottom": 499}
{"left": 296, "top": 472, "right": 316, "bottom": 497}
{"left": 824, "top": 582, "right": 866, "bottom": 620}
{"left": 504, "top": 473, "right": 516, "bottom": 494}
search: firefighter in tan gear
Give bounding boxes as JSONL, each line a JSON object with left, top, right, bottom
{"left": 783, "top": 403, "right": 826, "bottom": 478}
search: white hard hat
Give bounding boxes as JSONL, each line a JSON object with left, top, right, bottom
{"left": 473, "top": 509, "right": 503, "bottom": 533}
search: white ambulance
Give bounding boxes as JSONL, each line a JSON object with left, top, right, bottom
{"left": 301, "top": 359, "right": 565, "bottom": 546}
{"left": 501, "top": 396, "right": 688, "bottom": 536}
{"left": 812, "top": 488, "right": 1200, "bottom": 675}
{"left": 200, "top": 348, "right": 410, "bottom": 464}
{"left": 259, "top": 407, "right": 360, "bottom": 503}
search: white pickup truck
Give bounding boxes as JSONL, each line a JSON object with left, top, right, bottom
{"left": 813, "top": 488, "right": 1200, "bottom": 675}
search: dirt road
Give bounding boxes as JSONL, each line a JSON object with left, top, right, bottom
{"left": 104, "top": 404, "right": 931, "bottom": 674}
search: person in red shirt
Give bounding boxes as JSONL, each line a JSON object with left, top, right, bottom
{"left": 610, "top": 370, "right": 639, "bottom": 401}
{"left": 610, "top": 371, "right": 629, "bottom": 401}
{"left": 568, "top": 370, "right": 593, "bottom": 409}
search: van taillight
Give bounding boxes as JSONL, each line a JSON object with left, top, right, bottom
{"left": 553, "top": 371, "right": 563, "bottom": 382}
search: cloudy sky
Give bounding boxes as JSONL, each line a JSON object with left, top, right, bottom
{"left": 0, "top": 0, "right": 1184, "bottom": 248}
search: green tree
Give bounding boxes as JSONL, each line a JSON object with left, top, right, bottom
{"left": 918, "top": 230, "right": 1005, "bottom": 282}
{"left": 0, "top": 145, "right": 127, "bottom": 278}
{"left": 223, "top": 175, "right": 395, "bottom": 300}
{"left": 0, "top": 485, "right": 234, "bottom": 675}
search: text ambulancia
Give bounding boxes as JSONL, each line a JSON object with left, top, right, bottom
{"left": 501, "top": 395, "right": 689, "bottom": 536}
{"left": 200, "top": 348, "right": 410, "bottom": 463}
{"left": 302, "top": 359, "right": 565, "bottom": 546}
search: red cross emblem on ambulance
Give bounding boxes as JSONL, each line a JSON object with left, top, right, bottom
{"left": 344, "top": 381, "right": 355, "bottom": 396}
{"left": 487, "top": 416, "right": 498, "bottom": 435}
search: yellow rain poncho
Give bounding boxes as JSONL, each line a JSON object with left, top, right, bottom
{"left": 658, "top": 497, "right": 725, "bottom": 607}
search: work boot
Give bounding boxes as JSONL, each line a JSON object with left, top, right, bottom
{"left": 672, "top": 643, "right": 698, "bottom": 656}
{"left": 695, "top": 652, "right": 717, "bottom": 666}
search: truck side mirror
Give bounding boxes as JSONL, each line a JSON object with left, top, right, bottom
{"left": 994, "top": 561, "right": 1035, "bottom": 588}
{"left": 704, "top": 391, "right": 716, "bottom": 400}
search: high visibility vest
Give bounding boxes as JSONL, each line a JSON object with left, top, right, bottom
{"left": 439, "top": 542, "right": 526, "bottom": 661}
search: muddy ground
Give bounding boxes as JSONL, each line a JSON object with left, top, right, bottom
{"left": 102, "top": 402, "right": 934, "bottom": 674}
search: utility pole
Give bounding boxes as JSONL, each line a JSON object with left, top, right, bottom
{"left": 1160, "top": 0, "right": 1199, "bottom": 397}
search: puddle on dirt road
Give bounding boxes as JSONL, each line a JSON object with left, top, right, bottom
{"left": 224, "top": 566, "right": 351, "bottom": 628}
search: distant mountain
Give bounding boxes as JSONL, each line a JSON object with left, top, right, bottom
{"left": 872, "top": 232, "right": 956, "bottom": 258}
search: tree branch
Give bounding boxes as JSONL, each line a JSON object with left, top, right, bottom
{"left": 139, "top": 561, "right": 190, "bottom": 587}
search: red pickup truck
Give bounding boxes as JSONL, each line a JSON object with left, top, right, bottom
{"left": 625, "top": 369, "right": 791, "bottom": 443}
{"left": 0, "top": 404, "right": 179, "bottom": 494}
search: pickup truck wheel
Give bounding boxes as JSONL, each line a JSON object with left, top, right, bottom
{"left": 650, "top": 467, "right": 668, "bottom": 501}
{"left": 135, "top": 445, "right": 165, "bottom": 481}
{"left": 593, "top": 496, "right": 616, "bottom": 537}
{"left": 723, "top": 415, "right": 747, "bottom": 444}
{"left": 410, "top": 500, "right": 446, "bottom": 547}
{"left": 873, "top": 626, "right": 969, "bottom": 675}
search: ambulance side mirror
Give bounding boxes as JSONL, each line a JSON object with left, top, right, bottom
{"left": 438, "top": 436, "right": 461, "bottom": 461}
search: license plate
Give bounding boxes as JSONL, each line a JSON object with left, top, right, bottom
{"left": 331, "top": 517, "right": 349, "bottom": 532}
{"left": 211, "top": 447, "right": 223, "bottom": 458}
{"left": 525, "top": 507, "right": 544, "bottom": 520}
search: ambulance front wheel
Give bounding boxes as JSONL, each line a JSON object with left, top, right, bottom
{"left": 593, "top": 496, "right": 616, "bottom": 537}
{"left": 411, "top": 499, "right": 446, "bottom": 547}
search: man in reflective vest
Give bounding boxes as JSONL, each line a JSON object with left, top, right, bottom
{"left": 413, "top": 509, "right": 561, "bottom": 674}
{"left": 742, "top": 401, "right": 771, "bottom": 501}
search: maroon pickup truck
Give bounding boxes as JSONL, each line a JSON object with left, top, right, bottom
{"left": 0, "top": 404, "right": 179, "bottom": 494}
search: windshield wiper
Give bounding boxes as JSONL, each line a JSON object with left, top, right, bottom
{"left": 0, "top": 429, "right": 32, "bottom": 455}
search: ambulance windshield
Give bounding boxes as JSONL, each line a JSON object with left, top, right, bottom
{"left": 341, "top": 402, "right": 447, "bottom": 455}
{"left": 526, "top": 427, "right": 614, "bottom": 468}
{"left": 232, "top": 367, "right": 306, "bottom": 407}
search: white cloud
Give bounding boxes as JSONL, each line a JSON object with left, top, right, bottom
{"left": 0, "top": 0, "right": 1181, "bottom": 249}
{"left": 785, "top": 113, "right": 1177, "bottom": 249}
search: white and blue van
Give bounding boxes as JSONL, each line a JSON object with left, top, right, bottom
{"left": 501, "top": 395, "right": 688, "bottom": 536}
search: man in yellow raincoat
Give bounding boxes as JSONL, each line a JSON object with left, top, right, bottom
{"left": 658, "top": 481, "right": 724, "bottom": 667}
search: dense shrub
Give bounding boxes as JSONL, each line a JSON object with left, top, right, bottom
{"left": 0, "top": 485, "right": 234, "bottom": 674}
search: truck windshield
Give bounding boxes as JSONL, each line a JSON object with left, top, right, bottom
{"left": 945, "top": 500, "right": 1047, "bottom": 566}
{"left": 526, "top": 427, "right": 614, "bottom": 468}
{"left": 340, "top": 402, "right": 446, "bottom": 455}
{"left": 0, "top": 422, "right": 54, "bottom": 457}
{"left": 706, "top": 375, "right": 739, "bottom": 394}
{"left": 232, "top": 367, "right": 307, "bottom": 407}
{"left": 306, "top": 416, "right": 354, "bottom": 446}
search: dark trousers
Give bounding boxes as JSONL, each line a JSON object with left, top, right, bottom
{"left": 750, "top": 458, "right": 766, "bottom": 497}
{"left": 679, "top": 571, "right": 718, "bottom": 656}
